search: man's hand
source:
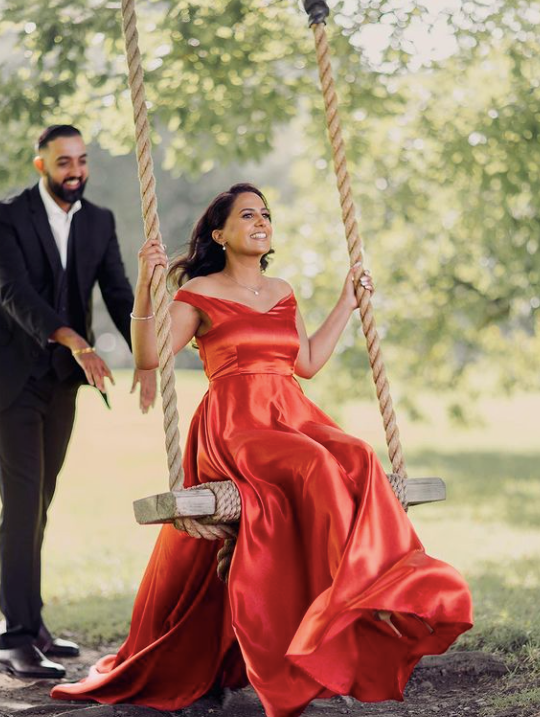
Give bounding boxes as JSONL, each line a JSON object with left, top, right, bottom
{"left": 72, "top": 349, "right": 115, "bottom": 393}
{"left": 131, "top": 368, "right": 157, "bottom": 414}
{"left": 50, "top": 327, "right": 114, "bottom": 393}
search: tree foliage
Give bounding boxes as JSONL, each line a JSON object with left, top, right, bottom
{"left": 0, "top": 0, "right": 538, "bottom": 415}
{"left": 270, "top": 0, "right": 540, "bottom": 416}
{"left": 0, "top": 0, "right": 493, "bottom": 182}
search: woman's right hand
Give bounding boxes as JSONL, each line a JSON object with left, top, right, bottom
{"left": 137, "top": 238, "right": 168, "bottom": 287}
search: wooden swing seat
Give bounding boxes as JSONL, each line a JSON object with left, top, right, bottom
{"left": 133, "top": 476, "right": 446, "bottom": 526}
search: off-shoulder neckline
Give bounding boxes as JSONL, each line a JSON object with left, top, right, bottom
{"left": 175, "top": 288, "right": 295, "bottom": 315}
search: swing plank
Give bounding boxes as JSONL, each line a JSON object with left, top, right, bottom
{"left": 133, "top": 477, "right": 445, "bottom": 525}
{"left": 134, "top": 489, "right": 216, "bottom": 525}
{"left": 406, "top": 477, "right": 446, "bottom": 506}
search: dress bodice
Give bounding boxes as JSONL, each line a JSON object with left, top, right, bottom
{"left": 174, "top": 289, "right": 299, "bottom": 381}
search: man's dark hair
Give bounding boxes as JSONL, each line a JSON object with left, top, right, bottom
{"left": 36, "top": 125, "right": 82, "bottom": 151}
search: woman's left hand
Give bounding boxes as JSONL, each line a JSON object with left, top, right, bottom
{"left": 340, "top": 263, "right": 375, "bottom": 310}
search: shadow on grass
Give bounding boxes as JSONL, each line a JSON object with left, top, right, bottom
{"left": 407, "top": 450, "right": 540, "bottom": 528}
{"left": 42, "top": 558, "right": 540, "bottom": 672}
{"left": 43, "top": 593, "right": 134, "bottom": 647}
{"left": 457, "top": 556, "right": 540, "bottom": 662}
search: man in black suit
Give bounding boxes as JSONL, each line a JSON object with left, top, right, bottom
{"left": 0, "top": 125, "right": 157, "bottom": 678}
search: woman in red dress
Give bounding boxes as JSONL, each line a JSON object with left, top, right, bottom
{"left": 52, "top": 183, "right": 473, "bottom": 717}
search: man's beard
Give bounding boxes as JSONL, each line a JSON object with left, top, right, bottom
{"left": 46, "top": 174, "right": 87, "bottom": 204}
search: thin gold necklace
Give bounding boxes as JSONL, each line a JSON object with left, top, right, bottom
{"left": 224, "top": 271, "right": 263, "bottom": 296}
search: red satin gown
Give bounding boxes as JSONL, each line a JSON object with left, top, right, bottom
{"left": 52, "top": 289, "right": 473, "bottom": 717}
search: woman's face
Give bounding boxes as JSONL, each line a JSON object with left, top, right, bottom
{"left": 213, "top": 192, "right": 273, "bottom": 258}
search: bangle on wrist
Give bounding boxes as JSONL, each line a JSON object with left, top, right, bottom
{"left": 130, "top": 311, "right": 155, "bottom": 321}
{"left": 72, "top": 346, "right": 95, "bottom": 357}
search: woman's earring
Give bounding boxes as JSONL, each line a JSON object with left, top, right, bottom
{"left": 222, "top": 244, "right": 226, "bottom": 251}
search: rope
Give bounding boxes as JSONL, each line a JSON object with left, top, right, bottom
{"left": 174, "top": 481, "right": 241, "bottom": 540}
{"left": 217, "top": 538, "right": 237, "bottom": 583}
{"left": 121, "top": 0, "right": 184, "bottom": 493}
{"left": 310, "top": 22, "right": 408, "bottom": 486}
{"left": 120, "top": 0, "right": 238, "bottom": 563}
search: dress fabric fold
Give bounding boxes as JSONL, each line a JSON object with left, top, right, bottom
{"left": 51, "top": 289, "right": 473, "bottom": 717}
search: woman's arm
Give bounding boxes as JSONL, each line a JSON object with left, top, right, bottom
{"left": 294, "top": 265, "right": 373, "bottom": 379}
{"left": 131, "top": 239, "right": 201, "bottom": 370}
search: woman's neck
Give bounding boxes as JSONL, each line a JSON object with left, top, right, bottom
{"left": 223, "top": 259, "right": 262, "bottom": 282}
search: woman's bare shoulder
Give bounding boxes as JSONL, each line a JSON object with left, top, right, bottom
{"left": 177, "top": 275, "right": 222, "bottom": 296}
{"left": 266, "top": 276, "right": 294, "bottom": 298}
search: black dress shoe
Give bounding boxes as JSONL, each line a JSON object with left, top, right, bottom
{"left": 35, "top": 624, "right": 80, "bottom": 657}
{"left": 0, "top": 643, "right": 65, "bottom": 678}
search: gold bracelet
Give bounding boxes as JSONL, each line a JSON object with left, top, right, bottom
{"left": 130, "top": 311, "right": 155, "bottom": 321}
{"left": 72, "top": 346, "right": 95, "bottom": 357}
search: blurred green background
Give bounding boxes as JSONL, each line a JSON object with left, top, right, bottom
{"left": 1, "top": 0, "right": 539, "bottom": 710}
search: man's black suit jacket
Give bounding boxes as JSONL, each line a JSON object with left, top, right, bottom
{"left": 0, "top": 184, "right": 134, "bottom": 411}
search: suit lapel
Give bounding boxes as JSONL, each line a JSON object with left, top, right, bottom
{"left": 29, "top": 184, "right": 63, "bottom": 284}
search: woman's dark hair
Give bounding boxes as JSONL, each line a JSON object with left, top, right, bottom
{"left": 168, "top": 183, "right": 274, "bottom": 289}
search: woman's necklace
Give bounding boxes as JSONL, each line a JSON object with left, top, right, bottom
{"left": 223, "top": 271, "right": 263, "bottom": 296}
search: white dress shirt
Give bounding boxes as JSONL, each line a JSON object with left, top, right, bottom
{"left": 38, "top": 178, "right": 82, "bottom": 269}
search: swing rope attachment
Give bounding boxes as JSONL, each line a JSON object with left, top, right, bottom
{"left": 303, "top": 0, "right": 330, "bottom": 26}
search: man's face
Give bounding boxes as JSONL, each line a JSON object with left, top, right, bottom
{"left": 36, "top": 135, "right": 89, "bottom": 205}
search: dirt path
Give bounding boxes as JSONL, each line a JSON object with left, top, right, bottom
{"left": 0, "top": 649, "right": 533, "bottom": 717}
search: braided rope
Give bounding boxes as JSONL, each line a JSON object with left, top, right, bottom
{"left": 174, "top": 481, "right": 241, "bottom": 540}
{"left": 121, "top": 0, "right": 185, "bottom": 493}
{"left": 217, "top": 538, "right": 237, "bottom": 583}
{"left": 121, "top": 0, "right": 242, "bottom": 559}
{"left": 387, "top": 473, "right": 407, "bottom": 507}
{"left": 311, "top": 23, "right": 407, "bottom": 489}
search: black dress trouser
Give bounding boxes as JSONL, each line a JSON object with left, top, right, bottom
{"left": 0, "top": 371, "right": 79, "bottom": 648}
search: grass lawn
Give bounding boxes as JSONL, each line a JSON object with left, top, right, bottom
{"left": 38, "top": 369, "right": 540, "bottom": 677}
